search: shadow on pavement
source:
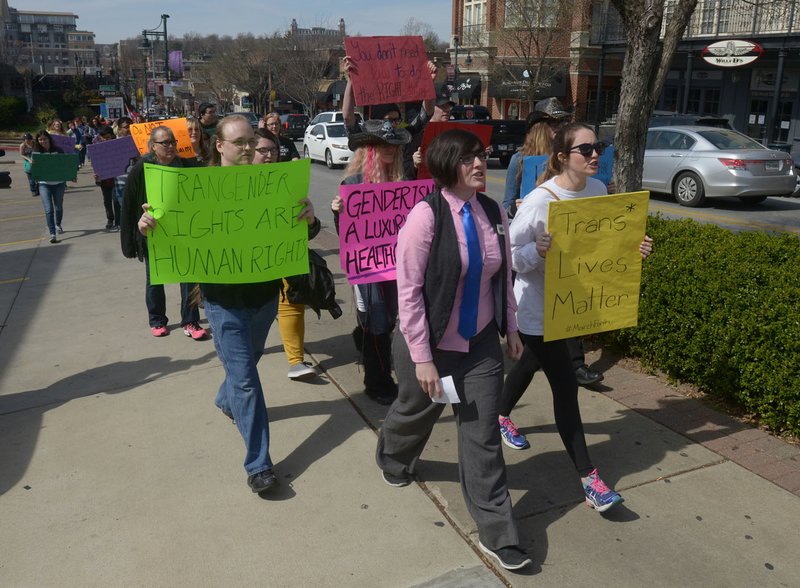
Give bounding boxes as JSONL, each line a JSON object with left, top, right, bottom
{"left": 0, "top": 352, "right": 217, "bottom": 496}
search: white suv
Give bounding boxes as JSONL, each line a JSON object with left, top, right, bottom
{"left": 306, "top": 111, "right": 363, "bottom": 133}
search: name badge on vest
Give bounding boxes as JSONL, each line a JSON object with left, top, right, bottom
{"left": 496, "top": 224, "right": 505, "bottom": 236}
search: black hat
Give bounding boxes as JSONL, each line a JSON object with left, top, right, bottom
{"left": 525, "top": 110, "right": 559, "bottom": 132}
{"left": 533, "top": 97, "right": 572, "bottom": 120}
{"left": 348, "top": 119, "right": 412, "bottom": 151}
{"left": 435, "top": 83, "right": 456, "bottom": 107}
{"left": 370, "top": 103, "right": 401, "bottom": 121}
{"left": 23, "top": 132, "right": 33, "bottom": 140}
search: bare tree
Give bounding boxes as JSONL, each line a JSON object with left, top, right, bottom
{"left": 609, "top": 0, "right": 698, "bottom": 192}
{"left": 486, "top": 0, "right": 579, "bottom": 111}
{"left": 271, "top": 35, "right": 337, "bottom": 116}
{"left": 400, "top": 18, "right": 447, "bottom": 52}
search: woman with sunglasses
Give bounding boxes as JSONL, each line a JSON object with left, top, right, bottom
{"left": 376, "top": 129, "right": 531, "bottom": 572}
{"left": 252, "top": 128, "right": 320, "bottom": 380}
{"left": 508, "top": 123, "right": 653, "bottom": 513}
{"left": 121, "top": 125, "right": 207, "bottom": 340}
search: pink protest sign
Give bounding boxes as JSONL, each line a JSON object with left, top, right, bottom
{"left": 339, "top": 179, "right": 435, "bottom": 284}
{"left": 344, "top": 36, "right": 435, "bottom": 106}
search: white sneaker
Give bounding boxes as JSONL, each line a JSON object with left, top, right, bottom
{"left": 287, "top": 362, "right": 316, "bottom": 380}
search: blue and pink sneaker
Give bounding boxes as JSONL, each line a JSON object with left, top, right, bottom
{"left": 583, "top": 469, "right": 624, "bottom": 512}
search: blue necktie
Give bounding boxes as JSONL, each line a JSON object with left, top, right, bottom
{"left": 458, "top": 201, "right": 482, "bottom": 340}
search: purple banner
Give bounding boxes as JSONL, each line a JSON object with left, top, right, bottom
{"left": 338, "top": 179, "right": 435, "bottom": 284}
{"left": 86, "top": 136, "right": 140, "bottom": 180}
{"left": 169, "top": 50, "right": 183, "bottom": 76}
{"left": 50, "top": 133, "right": 77, "bottom": 154}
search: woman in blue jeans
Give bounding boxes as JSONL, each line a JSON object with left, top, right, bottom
{"left": 137, "top": 115, "right": 314, "bottom": 495}
{"left": 31, "top": 131, "right": 67, "bottom": 244}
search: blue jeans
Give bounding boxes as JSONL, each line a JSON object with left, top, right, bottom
{"left": 143, "top": 253, "right": 200, "bottom": 327}
{"left": 39, "top": 182, "right": 65, "bottom": 236}
{"left": 26, "top": 171, "right": 39, "bottom": 195}
{"left": 204, "top": 295, "right": 279, "bottom": 475}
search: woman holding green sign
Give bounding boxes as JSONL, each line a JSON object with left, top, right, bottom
{"left": 508, "top": 123, "right": 653, "bottom": 513}
{"left": 32, "top": 131, "right": 66, "bottom": 244}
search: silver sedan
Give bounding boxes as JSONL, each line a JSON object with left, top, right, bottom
{"left": 642, "top": 126, "right": 796, "bottom": 206}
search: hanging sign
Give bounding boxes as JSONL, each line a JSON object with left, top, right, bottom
{"left": 702, "top": 40, "right": 763, "bottom": 68}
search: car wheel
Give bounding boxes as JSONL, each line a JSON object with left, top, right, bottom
{"left": 793, "top": 168, "right": 800, "bottom": 197}
{"left": 673, "top": 172, "right": 705, "bottom": 207}
{"left": 325, "top": 149, "right": 335, "bottom": 169}
{"left": 303, "top": 146, "right": 311, "bottom": 163}
{"left": 738, "top": 195, "right": 768, "bottom": 204}
{"left": 499, "top": 154, "right": 511, "bottom": 168}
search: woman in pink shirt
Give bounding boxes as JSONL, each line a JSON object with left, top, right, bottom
{"left": 376, "top": 129, "right": 531, "bottom": 572}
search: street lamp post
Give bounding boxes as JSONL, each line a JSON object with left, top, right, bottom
{"left": 141, "top": 14, "right": 171, "bottom": 114}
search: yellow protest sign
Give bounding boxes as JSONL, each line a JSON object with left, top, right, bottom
{"left": 544, "top": 191, "right": 649, "bottom": 341}
{"left": 130, "top": 117, "right": 195, "bottom": 158}
{"left": 144, "top": 160, "right": 311, "bottom": 285}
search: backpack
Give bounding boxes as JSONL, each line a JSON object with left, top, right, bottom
{"left": 283, "top": 249, "right": 342, "bottom": 319}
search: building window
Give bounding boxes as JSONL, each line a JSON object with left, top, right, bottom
{"left": 506, "top": 0, "right": 560, "bottom": 29}
{"left": 703, "top": 88, "right": 720, "bottom": 115}
{"left": 464, "top": 0, "right": 486, "bottom": 30}
{"left": 699, "top": 1, "right": 716, "bottom": 35}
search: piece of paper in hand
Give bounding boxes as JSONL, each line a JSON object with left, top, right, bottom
{"left": 432, "top": 375, "right": 460, "bottom": 404}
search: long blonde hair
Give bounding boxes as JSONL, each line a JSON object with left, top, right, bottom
{"left": 187, "top": 118, "right": 211, "bottom": 164}
{"left": 517, "top": 122, "right": 553, "bottom": 187}
{"left": 344, "top": 144, "right": 404, "bottom": 183}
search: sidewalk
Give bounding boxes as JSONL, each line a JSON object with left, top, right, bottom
{"left": 1, "top": 158, "right": 799, "bottom": 587}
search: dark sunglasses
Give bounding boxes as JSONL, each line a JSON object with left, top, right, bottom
{"left": 568, "top": 142, "right": 606, "bottom": 157}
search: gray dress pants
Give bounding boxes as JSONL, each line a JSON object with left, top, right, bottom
{"left": 376, "top": 324, "right": 520, "bottom": 550}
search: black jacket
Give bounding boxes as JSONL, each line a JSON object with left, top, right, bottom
{"left": 120, "top": 154, "right": 203, "bottom": 261}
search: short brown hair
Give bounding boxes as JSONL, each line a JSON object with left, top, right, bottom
{"left": 425, "top": 129, "right": 485, "bottom": 189}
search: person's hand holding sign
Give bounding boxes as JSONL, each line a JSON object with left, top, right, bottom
{"left": 536, "top": 232, "right": 552, "bottom": 258}
{"left": 639, "top": 235, "right": 654, "bottom": 258}
{"left": 138, "top": 202, "right": 157, "bottom": 236}
{"left": 297, "top": 197, "right": 316, "bottom": 224}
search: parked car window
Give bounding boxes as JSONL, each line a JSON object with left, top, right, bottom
{"left": 327, "top": 123, "right": 347, "bottom": 138}
{"left": 650, "top": 131, "right": 687, "bottom": 150}
{"left": 698, "top": 129, "right": 765, "bottom": 150}
{"left": 311, "top": 124, "right": 324, "bottom": 137}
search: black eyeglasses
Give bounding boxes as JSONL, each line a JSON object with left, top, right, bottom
{"left": 255, "top": 147, "right": 278, "bottom": 155}
{"left": 153, "top": 139, "right": 177, "bottom": 147}
{"left": 458, "top": 152, "right": 489, "bottom": 166}
{"left": 568, "top": 142, "right": 606, "bottom": 157}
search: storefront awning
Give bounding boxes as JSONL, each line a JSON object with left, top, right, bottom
{"left": 488, "top": 67, "right": 567, "bottom": 100}
{"left": 452, "top": 76, "right": 481, "bottom": 101}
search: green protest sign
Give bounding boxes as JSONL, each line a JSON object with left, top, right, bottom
{"left": 30, "top": 153, "right": 79, "bottom": 182}
{"left": 143, "top": 160, "right": 311, "bottom": 285}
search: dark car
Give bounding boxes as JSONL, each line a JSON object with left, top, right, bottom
{"left": 280, "top": 113, "right": 310, "bottom": 141}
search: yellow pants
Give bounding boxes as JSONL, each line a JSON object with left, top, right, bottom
{"left": 278, "top": 280, "right": 305, "bottom": 366}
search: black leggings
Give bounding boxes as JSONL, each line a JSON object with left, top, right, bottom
{"left": 501, "top": 337, "right": 586, "bottom": 414}
{"left": 500, "top": 333, "right": 593, "bottom": 476}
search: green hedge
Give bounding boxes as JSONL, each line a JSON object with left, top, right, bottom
{"left": 599, "top": 214, "right": 800, "bottom": 435}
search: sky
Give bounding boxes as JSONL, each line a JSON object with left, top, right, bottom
{"left": 20, "top": 1, "right": 453, "bottom": 45}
